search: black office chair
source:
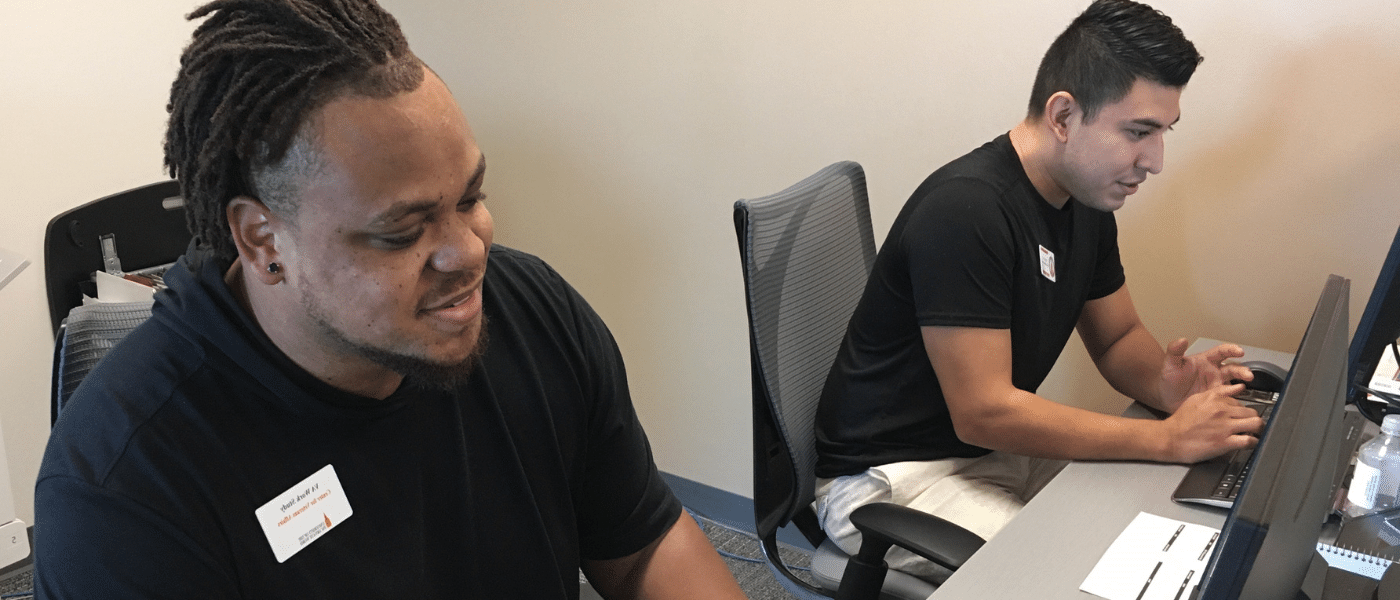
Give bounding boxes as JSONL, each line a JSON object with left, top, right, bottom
{"left": 44, "top": 180, "right": 189, "bottom": 335}
{"left": 734, "top": 161, "right": 984, "bottom": 600}
{"left": 44, "top": 180, "right": 191, "bottom": 424}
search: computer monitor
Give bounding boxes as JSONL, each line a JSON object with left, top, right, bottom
{"left": 1195, "top": 274, "right": 1351, "bottom": 600}
{"left": 1349, "top": 224, "right": 1400, "bottom": 424}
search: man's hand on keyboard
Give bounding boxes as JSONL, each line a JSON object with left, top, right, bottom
{"left": 1160, "top": 383, "right": 1266, "bottom": 464}
{"left": 1156, "top": 339, "right": 1255, "bottom": 413}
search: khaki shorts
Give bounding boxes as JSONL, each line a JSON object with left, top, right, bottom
{"left": 814, "top": 453, "right": 1067, "bottom": 581}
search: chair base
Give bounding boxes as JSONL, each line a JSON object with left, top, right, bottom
{"left": 809, "top": 539, "right": 938, "bottom": 600}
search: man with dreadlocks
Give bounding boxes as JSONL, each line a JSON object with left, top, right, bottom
{"left": 33, "top": 1, "right": 745, "bottom": 598}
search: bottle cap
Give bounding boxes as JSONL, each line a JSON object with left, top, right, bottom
{"left": 1383, "top": 414, "right": 1400, "bottom": 436}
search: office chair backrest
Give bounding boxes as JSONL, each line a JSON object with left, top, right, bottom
{"left": 44, "top": 180, "right": 189, "bottom": 335}
{"left": 52, "top": 301, "right": 155, "bottom": 424}
{"left": 45, "top": 181, "right": 189, "bottom": 425}
{"left": 734, "top": 161, "right": 877, "bottom": 595}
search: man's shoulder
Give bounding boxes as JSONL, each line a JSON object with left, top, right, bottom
{"left": 488, "top": 243, "right": 544, "bottom": 265}
{"left": 483, "top": 244, "right": 585, "bottom": 309}
{"left": 900, "top": 148, "right": 1029, "bottom": 237}
{"left": 63, "top": 315, "right": 203, "bottom": 408}
{"left": 915, "top": 134, "right": 1026, "bottom": 203}
{"left": 478, "top": 244, "right": 615, "bottom": 369}
{"left": 480, "top": 245, "right": 609, "bottom": 364}
{"left": 486, "top": 244, "right": 561, "bottom": 284}
{"left": 41, "top": 320, "right": 209, "bottom": 485}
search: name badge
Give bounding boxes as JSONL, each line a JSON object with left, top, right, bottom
{"left": 255, "top": 464, "right": 354, "bottom": 563}
{"left": 1039, "top": 245, "right": 1057, "bottom": 282}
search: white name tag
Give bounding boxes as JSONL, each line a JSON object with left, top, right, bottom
{"left": 255, "top": 464, "right": 354, "bottom": 563}
{"left": 1038, "top": 245, "right": 1057, "bottom": 282}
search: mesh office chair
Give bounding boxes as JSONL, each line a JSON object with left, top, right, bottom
{"left": 44, "top": 180, "right": 191, "bottom": 424}
{"left": 734, "top": 161, "right": 983, "bottom": 600}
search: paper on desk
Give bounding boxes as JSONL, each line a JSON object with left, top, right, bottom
{"left": 1080, "top": 512, "right": 1220, "bottom": 600}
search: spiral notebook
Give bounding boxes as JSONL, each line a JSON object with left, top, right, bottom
{"left": 1317, "top": 542, "right": 1394, "bottom": 580}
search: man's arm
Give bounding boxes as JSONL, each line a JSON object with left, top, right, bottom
{"left": 581, "top": 512, "right": 745, "bottom": 600}
{"left": 35, "top": 475, "right": 241, "bottom": 600}
{"left": 1075, "top": 286, "right": 1254, "bottom": 413}
{"left": 924, "top": 319, "right": 1262, "bottom": 463}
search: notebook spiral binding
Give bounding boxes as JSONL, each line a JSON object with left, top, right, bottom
{"left": 1318, "top": 542, "right": 1394, "bottom": 580}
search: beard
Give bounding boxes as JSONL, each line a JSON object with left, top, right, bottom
{"left": 302, "top": 293, "right": 491, "bottom": 393}
{"left": 337, "top": 314, "right": 490, "bottom": 392}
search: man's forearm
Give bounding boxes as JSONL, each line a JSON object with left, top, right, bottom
{"left": 1089, "top": 322, "right": 1170, "bottom": 411}
{"left": 951, "top": 386, "right": 1172, "bottom": 461}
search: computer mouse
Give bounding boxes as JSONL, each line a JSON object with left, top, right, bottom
{"left": 1237, "top": 360, "right": 1287, "bottom": 393}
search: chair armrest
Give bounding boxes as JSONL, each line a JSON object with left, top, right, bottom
{"left": 849, "top": 502, "right": 984, "bottom": 570}
{"left": 835, "top": 502, "right": 986, "bottom": 600}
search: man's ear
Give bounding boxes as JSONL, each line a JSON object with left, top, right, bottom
{"left": 1044, "top": 91, "right": 1080, "bottom": 143}
{"left": 226, "top": 196, "right": 283, "bottom": 285}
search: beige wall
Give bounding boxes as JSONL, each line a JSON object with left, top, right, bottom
{"left": 0, "top": 0, "right": 197, "bottom": 524}
{"left": 2, "top": 1, "right": 1398, "bottom": 523}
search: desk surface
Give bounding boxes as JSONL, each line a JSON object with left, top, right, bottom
{"left": 928, "top": 340, "right": 1296, "bottom": 599}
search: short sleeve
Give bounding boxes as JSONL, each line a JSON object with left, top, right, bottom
{"left": 902, "top": 178, "right": 1018, "bottom": 329}
{"left": 1086, "top": 213, "right": 1125, "bottom": 300}
{"left": 550, "top": 270, "right": 682, "bottom": 560}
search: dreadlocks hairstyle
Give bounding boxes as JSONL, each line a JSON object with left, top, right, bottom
{"left": 1027, "top": 0, "right": 1202, "bottom": 123}
{"left": 165, "top": 0, "right": 425, "bottom": 261}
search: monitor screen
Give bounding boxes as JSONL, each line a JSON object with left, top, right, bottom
{"left": 1195, "top": 274, "right": 1351, "bottom": 600}
{"left": 1349, "top": 224, "right": 1400, "bottom": 424}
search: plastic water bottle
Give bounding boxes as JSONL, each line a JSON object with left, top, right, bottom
{"left": 1347, "top": 414, "right": 1400, "bottom": 516}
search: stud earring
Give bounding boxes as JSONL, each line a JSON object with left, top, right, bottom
{"left": 267, "top": 262, "right": 281, "bottom": 275}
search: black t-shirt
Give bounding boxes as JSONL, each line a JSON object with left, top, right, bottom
{"left": 35, "top": 244, "right": 680, "bottom": 599}
{"left": 815, "top": 134, "right": 1125, "bottom": 477}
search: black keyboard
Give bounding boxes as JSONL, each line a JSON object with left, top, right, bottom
{"left": 0, "top": 567, "right": 32, "bottom": 598}
{"left": 1209, "top": 391, "right": 1278, "bottom": 501}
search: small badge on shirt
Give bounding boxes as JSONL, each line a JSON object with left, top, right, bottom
{"left": 1039, "top": 245, "right": 1057, "bottom": 282}
{"left": 255, "top": 464, "right": 354, "bottom": 563}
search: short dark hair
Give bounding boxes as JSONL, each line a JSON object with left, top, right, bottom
{"left": 165, "top": 0, "right": 425, "bottom": 261}
{"left": 1027, "top": 0, "right": 1202, "bottom": 122}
